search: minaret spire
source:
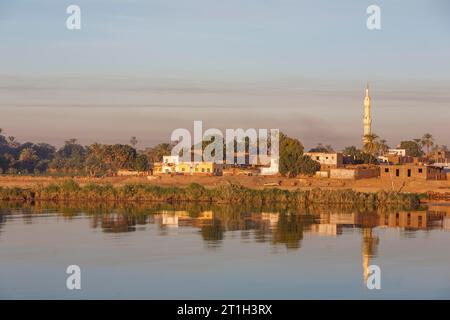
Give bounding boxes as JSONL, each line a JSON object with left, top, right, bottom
{"left": 363, "top": 83, "right": 372, "bottom": 145}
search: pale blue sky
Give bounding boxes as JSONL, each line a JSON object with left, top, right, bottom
{"left": 0, "top": 0, "right": 449, "bottom": 149}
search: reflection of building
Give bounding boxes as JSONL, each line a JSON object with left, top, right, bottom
{"left": 161, "top": 212, "right": 179, "bottom": 227}
{"left": 426, "top": 205, "right": 450, "bottom": 231}
{"left": 378, "top": 211, "right": 429, "bottom": 229}
{"left": 261, "top": 212, "right": 279, "bottom": 227}
{"left": 310, "top": 224, "right": 339, "bottom": 236}
{"left": 156, "top": 210, "right": 215, "bottom": 228}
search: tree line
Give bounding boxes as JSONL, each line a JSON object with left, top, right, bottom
{"left": 0, "top": 130, "right": 166, "bottom": 176}
{"left": 0, "top": 127, "right": 446, "bottom": 177}
{"left": 0, "top": 128, "right": 322, "bottom": 177}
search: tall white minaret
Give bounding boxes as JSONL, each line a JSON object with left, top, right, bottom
{"left": 363, "top": 84, "right": 372, "bottom": 145}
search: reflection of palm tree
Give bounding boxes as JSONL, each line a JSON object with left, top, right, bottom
{"left": 272, "top": 214, "right": 314, "bottom": 249}
{"left": 200, "top": 219, "right": 223, "bottom": 243}
{"left": 101, "top": 214, "right": 137, "bottom": 233}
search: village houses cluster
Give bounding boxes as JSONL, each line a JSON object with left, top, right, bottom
{"left": 119, "top": 85, "right": 449, "bottom": 181}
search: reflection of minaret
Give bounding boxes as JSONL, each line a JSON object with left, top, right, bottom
{"left": 363, "top": 84, "right": 372, "bottom": 145}
{"left": 362, "top": 227, "right": 378, "bottom": 283}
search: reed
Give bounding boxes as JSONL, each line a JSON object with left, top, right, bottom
{"left": 0, "top": 179, "right": 421, "bottom": 207}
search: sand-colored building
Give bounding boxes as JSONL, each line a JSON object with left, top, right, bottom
{"left": 153, "top": 156, "right": 223, "bottom": 176}
{"left": 330, "top": 166, "right": 379, "bottom": 180}
{"left": 428, "top": 150, "right": 450, "bottom": 164}
{"left": 304, "top": 152, "right": 344, "bottom": 170}
{"left": 380, "top": 164, "right": 446, "bottom": 180}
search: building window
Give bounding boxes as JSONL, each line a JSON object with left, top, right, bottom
{"left": 207, "top": 168, "right": 210, "bottom": 172}
{"left": 182, "top": 168, "right": 185, "bottom": 172}
{"left": 418, "top": 168, "right": 423, "bottom": 174}
{"left": 385, "top": 168, "right": 389, "bottom": 173}
{"left": 202, "top": 168, "right": 205, "bottom": 172}
{"left": 396, "top": 169, "right": 400, "bottom": 177}
{"left": 407, "top": 169, "right": 411, "bottom": 177}
{"left": 316, "top": 156, "right": 320, "bottom": 160}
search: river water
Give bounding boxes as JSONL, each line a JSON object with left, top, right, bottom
{"left": 0, "top": 202, "right": 449, "bottom": 299}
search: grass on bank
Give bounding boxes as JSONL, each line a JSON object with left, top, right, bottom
{"left": 0, "top": 179, "right": 422, "bottom": 207}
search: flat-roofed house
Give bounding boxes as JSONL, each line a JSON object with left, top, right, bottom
{"left": 304, "top": 152, "right": 343, "bottom": 170}
{"left": 380, "top": 164, "right": 447, "bottom": 180}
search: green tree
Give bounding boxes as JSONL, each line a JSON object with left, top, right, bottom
{"left": 343, "top": 146, "right": 377, "bottom": 164}
{"left": 85, "top": 143, "right": 110, "bottom": 176}
{"left": 18, "top": 148, "right": 39, "bottom": 173}
{"left": 50, "top": 139, "right": 86, "bottom": 174}
{"left": 298, "top": 155, "right": 321, "bottom": 175}
{"left": 146, "top": 143, "right": 173, "bottom": 163}
{"left": 135, "top": 154, "right": 149, "bottom": 171}
{"left": 343, "top": 146, "right": 359, "bottom": 157}
{"left": 279, "top": 133, "right": 319, "bottom": 177}
{"left": 399, "top": 140, "right": 423, "bottom": 157}
{"left": 279, "top": 133, "right": 304, "bottom": 177}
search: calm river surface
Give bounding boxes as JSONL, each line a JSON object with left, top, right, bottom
{"left": 1, "top": 202, "right": 449, "bottom": 299}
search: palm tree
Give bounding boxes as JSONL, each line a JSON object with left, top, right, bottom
{"left": 130, "top": 136, "right": 138, "bottom": 148}
{"left": 421, "top": 133, "right": 434, "bottom": 155}
{"left": 378, "top": 139, "right": 389, "bottom": 156}
{"left": 7, "top": 136, "right": 19, "bottom": 148}
{"left": 65, "top": 138, "right": 78, "bottom": 145}
{"left": 363, "top": 134, "right": 380, "bottom": 160}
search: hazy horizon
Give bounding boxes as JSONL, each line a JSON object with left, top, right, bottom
{"left": 1, "top": 0, "right": 449, "bottom": 150}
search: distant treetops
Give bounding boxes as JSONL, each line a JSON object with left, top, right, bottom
{"left": 0, "top": 127, "right": 446, "bottom": 177}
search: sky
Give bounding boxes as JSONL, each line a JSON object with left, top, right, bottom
{"left": 0, "top": 0, "right": 449, "bottom": 150}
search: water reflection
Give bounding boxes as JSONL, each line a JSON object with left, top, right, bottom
{"left": 1, "top": 201, "right": 450, "bottom": 285}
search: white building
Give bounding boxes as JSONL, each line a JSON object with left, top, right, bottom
{"left": 388, "top": 149, "right": 407, "bottom": 157}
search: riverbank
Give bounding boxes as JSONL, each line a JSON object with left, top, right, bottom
{"left": 0, "top": 174, "right": 448, "bottom": 194}
{"left": 0, "top": 179, "right": 422, "bottom": 207}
